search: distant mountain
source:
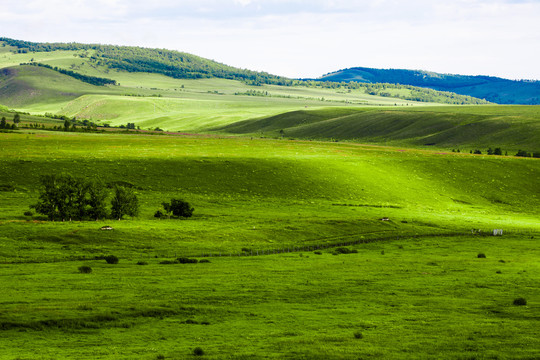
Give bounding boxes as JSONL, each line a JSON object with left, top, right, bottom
{"left": 318, "top": 67, "right": 540, "bottom": 105}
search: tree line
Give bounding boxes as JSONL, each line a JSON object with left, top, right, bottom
{"left": 21, "top": 62, "right": 117, "bottom": 86}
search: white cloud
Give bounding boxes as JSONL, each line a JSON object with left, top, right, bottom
{"left": 1, "top": 0, "right": 539, "bottom": 79}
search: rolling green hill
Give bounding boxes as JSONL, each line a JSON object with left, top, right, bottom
{"left": 218, "top": 105, "right": 540, "bottom": 152}
{"left": 319, "top": 66, "right": 540, "bottom": 105}
{"left": 0, "top": 130, "right": 538, "bottom": 359}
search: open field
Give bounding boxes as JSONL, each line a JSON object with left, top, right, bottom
{"left": 220, "top": 105, "right": 540, "bottom": 152}
{"left": 1, "top": 40, "right": 539, "bottom": 359}
{"left": 0, "top": 130, "right": 539, "bottom": 358}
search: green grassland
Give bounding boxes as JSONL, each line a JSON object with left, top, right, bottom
{"left": 220, "top": 105, "right": 540, "bottom": 152}
{"left": 0, "top": 130, "right": 539, "bottom": 358}
{"left": 1, "top": 39, "right": 539, "bottom": 359}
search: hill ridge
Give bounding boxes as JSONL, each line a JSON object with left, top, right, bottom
{"left": 318, "top": 66, "right": 540, "bottom": 105}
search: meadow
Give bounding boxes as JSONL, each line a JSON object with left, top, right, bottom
{"left": 1, "top": 39, "right": 539, "bottom": 359}
{"left": 0, "top": 130, "right": 539, "bottom": 359}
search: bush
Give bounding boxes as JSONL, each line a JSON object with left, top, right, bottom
{"left": 177, "top": 257, "right": 198, "bottom": 264}
{"left": 513, "top": 297, "right": 527, "bottom": 306}
{"left": 78, "top": 265, "right": 92, "bottom": 273}
{"left": 136, "top": 261, "right": 148, "bottom": 265}
{"left": 477, "top": 253, "right": 486, "bottom": 258}
{"left": 154, "top": 210, "right": 164, "bottom": 218}
{"left": 23, "top": 210, "right": 33, "bottom": 217}
{"left": 313, "top": 251, "right": 322, "bottom": 255}
{"left": 199, "top": 259, "right": 211, "bottom": 263}
{"left": 193, "top": 347, "right": 204, "bottom": 356}
{"left": 354, "top": 331, "right": 363, "bottom": 339}
{"left": 162, "top": 198, "right": 194, "bottom": 218}
{"left": 333, "top": 247, "right": 357, "bottom": 254}
{"left": 159, "top": 260, "right": 177, "bottom": 264}
{"left": 104, "top": 255, "right": 119, "bottom": 264}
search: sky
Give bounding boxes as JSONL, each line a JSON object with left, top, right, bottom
{"left": 1, "top": 0, "right": 539, "bottom": 80}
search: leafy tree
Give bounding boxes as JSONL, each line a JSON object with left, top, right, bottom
{"left": 111, "top": 186, "right": 139, "bottom": 220}
{"left": 64, "top": 119, "right": 71, "bottom": 131}
{"left": 473, "top": 149, "right": 482, "bottom": 154}
{"left": 31, "top": 174, "right": 80, "bottom": 221}
{"left": 0, "top": 117, "right": 6, "bottom": 129}
{"left": 85, "top": 179, "right": 108, "bottom": 220}
{"left": 13, "top": 114, "right": 20, "bottom": 126}
{"left": 161, "top": 198, "right": 194, "bottom": 218}
{"left": 493, "top": 147, "right": 502, "bottom": 155}
{"left": 31, "top": 174, "right": 109, "bottom": 221}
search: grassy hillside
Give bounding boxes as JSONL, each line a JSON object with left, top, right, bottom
{"left": 0, "top": 130, "right": 538, "bottom": 359}
{"left": 319, "top": 66, "right": 540, "bottom": 105}
{"left": 219, "top": 105, "right": 540, "bottom": 152}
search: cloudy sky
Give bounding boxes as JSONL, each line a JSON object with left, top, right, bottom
{"left": 1, "top": 0, "right": 539, "bottom": 80}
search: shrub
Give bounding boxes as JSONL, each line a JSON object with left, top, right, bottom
{"left": 313, "top": 251, "right": 322, "bottom": 255}
{"left": 354, "top": 331, "right": 363, "bottom": 339}
{"left": 513, "top": 297, "right": 527, "bottom": 306}
{"left": 159, "top": 260, "right": 177, "bottom": 264}
{"left": 154, "top": 210, "right": 164, "bottom": 218}
{"left": 23, "top": 210, "right": 33, "bottom": 217}
{"left": 136, "top": 261, "right": 148, "bottom": 265}
{"left": 334, "top": 247, "right": 352, "bottom": 254}
{"left": 477, "top": 253, "right": 486, "bottom": 258}
{"left": 156, "top": 355, "right": 165, "bottom": 360}
{"left": 199, "top": 259, "right": 211, "bottom": 263}
{"left": 177, "top": 257, "right": 198, "bottom": 264}
{"left": 193, "top": 347, "right": 204, "bottom": 356}
{"left": 104, "top": 255, "right": 119, "bottom": 264}
{"left": 78, "top": 265, "right": 92, "bottom": 273}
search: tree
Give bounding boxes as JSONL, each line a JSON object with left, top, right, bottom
{"left": 64, "top": 119, "right": 71, "bottom": 131}
{"left": 31, "top": 174, "right": 80, "bottom": 221}
{"left": 161, "top": 198, "right": 194, "bottom": 218}
{"left": 493, "top": 147, "right": 502, "bottom": 155}
{"left": 110, "top": 186, "right": 139, "bottom": 220}
{"left": 0, "top": 117, "right": 6, "bottom": 129}
{"left": 13, "top": 114, "right": 20, "bottom": 127}
{"left": 85, "top": 179, "right": 108, "bottom": 220}
{"left": 31, "top": 174, "right": 109, "bottom": 221}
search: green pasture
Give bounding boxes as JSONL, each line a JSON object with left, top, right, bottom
{"left": 0, "top": 235, "right": 539, "bottom": 359}
{"left": 0, "top": 130, "right": 539, "bottom": 358}
{"left": 221, "top": 105, "right": 540, "bottom": 152}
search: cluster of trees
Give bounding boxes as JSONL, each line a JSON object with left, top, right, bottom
{"left": 0, "top": 114, "right": 20, "bottom": 129}
{"left": 465, "top": 148, "right": 539, "bottom": 158}
{"left": 30, "top": 174, "right": 196, "bottom": 221}
{"left": 22, "top": 62, "right": 117, "bottom": 86}
{"left": 234, "top": 90, "right": 269, "bottom": 97}
{"left": 516, "top": 150, "right": 540, "bottom": 158}
{"left": 154, "top": 199, "right": 194, "bottom": 219}
{"left": 30, "top": 174, "right": 139, "bottom": 221}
